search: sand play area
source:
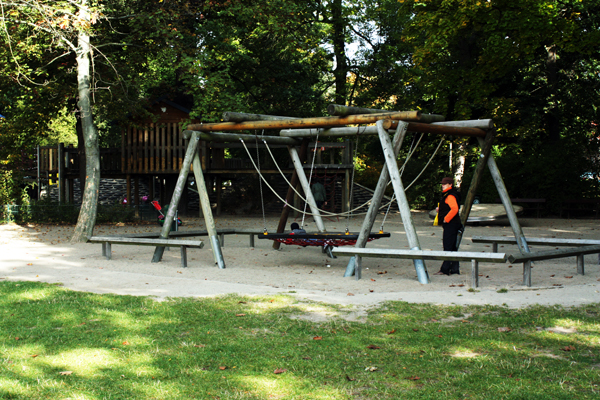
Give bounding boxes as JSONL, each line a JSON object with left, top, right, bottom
{"left": 1, "top": 212, "right": 599, "bottom": 309}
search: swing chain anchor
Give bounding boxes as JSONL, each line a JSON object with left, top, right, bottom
{"left": 263, "top": 228, "right": 268, "bottom": 235}
{"left": 345, "top": 227, "right": 350, "bottom": 235}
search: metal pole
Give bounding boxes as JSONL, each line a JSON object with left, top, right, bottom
{"left": 377, "top": 120, "right": 430, "bottom": 284}
{"left": 192, "top": 150, "right": 225, "bottom": 269}
{"left": 152, "top": 132, "right": 201, "bottom": 263}
{"left": 288, "top": 146, "right": 326, "bottom": 232}
{"left": 345, "top": 121, "right": 408, "bottom": 278}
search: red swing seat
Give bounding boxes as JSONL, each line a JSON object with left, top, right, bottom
{"left": 259, "top": 232, "right": 390, "bottom": 247}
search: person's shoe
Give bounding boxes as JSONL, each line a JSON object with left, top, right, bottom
{"left": 433, "top": 271, "right": 447, "bottom": 275}
{"left": 450, "top": 271, "right": 460, "bottom": 275}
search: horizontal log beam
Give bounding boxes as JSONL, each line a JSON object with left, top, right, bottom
{"left": 182, "top": 130, "right": 300, "bottom": 145}
{"left": 280, "top": 119, "right": 493, "bottom": 138}
{"left": 382, "top": 120, "right": 488, "bottom": 138}
{"left": 222, "top": 112, "right": 298, "bottom": 122}
{"left": 327, "top": 104, "right": 445, "bottom": 123}
{"left": 187, "top": 111, "right": 422, "bottom": 132}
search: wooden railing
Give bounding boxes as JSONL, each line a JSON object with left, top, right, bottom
{"left": 122, "top": 123, "right": 187, "bottom": 174}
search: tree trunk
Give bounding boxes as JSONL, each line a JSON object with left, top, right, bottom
{"left": 331, "top": 0, "right": 347, "bottom": 105}
{"left": 71, "top": 6, "right": 100, "bottom": 243}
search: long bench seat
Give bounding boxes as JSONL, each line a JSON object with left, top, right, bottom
{"left": 88, "top": 236, "right": 204, "bottom": 268}
{"left": 332, "top": 247, "right": 507, "bottom": 288}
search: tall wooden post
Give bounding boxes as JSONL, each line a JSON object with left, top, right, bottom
{"left": 289, "top": 146, "right": 326, "bottom": 232}
{"left": 478, "top": 137, "right": 530, "bottom": 254}
{"left": 58, "top": 143, "right": 65, "bottom": 204}
{"left": 456, "top": 130, "right": 496, "bottom": 248}
{"left": 377, "top": 120, "right": 429, "bottom": 284}
{"left": 192, "top": 149, "right": 225, "bottom": 268}
{"left": 273, "top": 139, "right": 309, "bottom": 249}
{"left": 345, "top": 121, "right": 408, "bottom": 279}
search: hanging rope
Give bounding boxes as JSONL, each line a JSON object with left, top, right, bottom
{"left": 239, "top": 132, "right": 445, "bottom": 220}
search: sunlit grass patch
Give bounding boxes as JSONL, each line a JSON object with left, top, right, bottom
{"left": 1, "top": 281, "right": 599, "bottom": 399}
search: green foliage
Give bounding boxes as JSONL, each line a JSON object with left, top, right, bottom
{"left": 5, "top": 198, "right": 138, "bottom": 224}
{"left": 1, "top": 282, "right": 599, "bottom": 399}
{"left": 0, "top": 169, "right": 31, "bottom": 222}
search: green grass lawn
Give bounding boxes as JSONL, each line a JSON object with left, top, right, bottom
{"left": 1, "top": 281, "right": 598, "bottom": 399}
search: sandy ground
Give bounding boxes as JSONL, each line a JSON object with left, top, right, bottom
{"left": 1, "top": 212, "right": 599, "bottom": 309}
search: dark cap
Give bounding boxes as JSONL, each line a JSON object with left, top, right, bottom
{"left": 440, "top": 177, "right": 454, "bottom": 185}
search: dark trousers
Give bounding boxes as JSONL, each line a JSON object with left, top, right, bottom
{"left": 440, "top": 222, "right": 461, "bottom": 274}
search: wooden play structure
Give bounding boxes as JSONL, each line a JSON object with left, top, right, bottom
{"left": 71, "top": 103, "right": 598, "bottom": 288}
{"left": 150, "top": 105, "right": 534, "bottom": 285}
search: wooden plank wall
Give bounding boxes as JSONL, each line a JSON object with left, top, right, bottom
{"left": 122, "top": 123, "right": 186, "bottom": 174}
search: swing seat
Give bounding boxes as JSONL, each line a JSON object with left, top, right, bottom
{"left": 258, "top": 232, "right": 391, "bottom": 247}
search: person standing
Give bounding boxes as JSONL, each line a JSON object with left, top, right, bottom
{"left": 434, "top": 177, "right": 462, "bottom": 275}
{"left": 311, "top": 178, "right": 327, "bottom": 209}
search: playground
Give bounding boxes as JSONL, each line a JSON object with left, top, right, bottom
{"left": 2, "top": 213, "right": 599, "bottom": 310}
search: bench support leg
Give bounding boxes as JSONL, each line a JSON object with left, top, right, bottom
{"left": 181, "top": 246, "right": 188, "bottom": 268}
{"left": 471, "top": 259, "right": 479, "bottom": 288}
{"left": 219, "top": 233, "right": 225, "bottom": 247}
{"left": 104, "top": 243, "right": 112, "bottom": 260}
{"left": 249, "top": 234, "right": 255, "bottom": 248}
{"left": 577, "top": 255, "right": 585, "bottom": 275}
{"left": 492, "top": 243, "right": 498, "bottom": 253}
{"left": 523, "top": 261, "right": 532, "bottom": 287}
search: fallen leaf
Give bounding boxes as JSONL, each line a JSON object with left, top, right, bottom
{"left": 461, "top": 320, "right": 470, "bottom": 323}
{"left": 59, "top": 371, "right": 73, "bottom": 375}
{"left": 194, "top": 344, "right": 206, "bottom": 348}
{"left": 387, "top": 329, "right": 396, "bottom": 335}
{"left": 412, "top": 328, "right": 419, "bottom": 332}
{"left": 498, "top": 327, "right": 512, "bottom": 332}
{"left": 313, "top": 336, "right": 323, "bottom": 340}
{"left": 457, "top": 284, "right": 465, "bottom": 287}
{"left": 369, "top": 289, "right": 374, "bottom": 292}
{"left": 347, "top": 293, "right": 354, "bottom": 296}
{"left": 219, "top": 366, "right": 227, "bottom": 370}
{"left": 302, "top": 356, "right": 312, "bottom": 360}
{"left": 370, "top": 279, "right": 376, "bottom": 282}
{"left": 436, "top": 335, "right": 443, "bottom": 338}
{"left": 565, "top": 276, "right": 573, "bottom": 279}
{"left": 407, "top": 376, "right": 421, "bottom": 380}
{"left": 122, "top": 341, "right": 130, "bottom": 345}
{"left": 449, "top": 284, "right": 456, "bottom": 287}
{"left": 367, "top": 345, "right": 381, "bottom": 349}
{"left": 550, "top": 274, "right": 555, "bottom": 277}
{"left": 553, "top": 284, "right": 563, "bottom": 286}
{"left": 30, "top": 354, "right": 38, "bottom": 358}
{"left": 274, "top": 368, "right": 287, "bottom": 374}
{"left": 561, "top": 345, "right": 576, "bottom": 351}
{"left": 365, "top": 366, "right": 378, "bottom": 372}
{"left": 346, "top": 374, "right": 355, "bottom": 381}
{"left": 238, "top": 301, "right": 247, "bottom": 304}
{"left": 236, "top": 314, "right": 246, "bottom": 317}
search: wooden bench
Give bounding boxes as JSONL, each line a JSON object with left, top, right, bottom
{"left": 472, "top": 235, "right": 600, "bottom": 286}
{"left": 472, "top": 236, "right": 600, "bottom": 255}
{"left": 496, "top": 198, "right": 546, "bottom": 218}
{"left": 560, "top": 199, "right": 600, "bottom": 218}
{"left": 120, "top": 228, "right": 265, "bottom": 248}
{"left": 332, "top": 247, "right": 507, "bottom": 288}
{"left": 508, "top": 244, "right": 600, "bottom": 286}
{"left": 88, "top": 236, "right": 204, "bottom": 268}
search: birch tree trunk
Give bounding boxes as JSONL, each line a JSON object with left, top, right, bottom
{"left": 71, "top": 3, "right": 100, "bottom": 242}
